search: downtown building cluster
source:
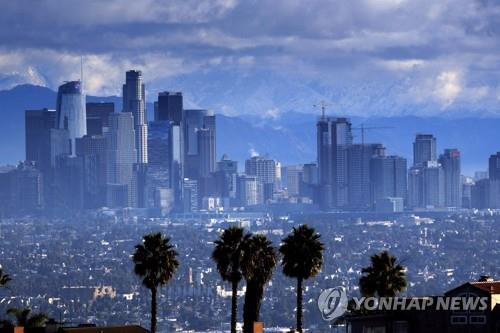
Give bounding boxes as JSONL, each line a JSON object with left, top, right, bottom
{"left": 0, "top": 72, "right": 500, "bottom": 216}
{"left": 315, "top": 117, "right": 500, "bottom": 212}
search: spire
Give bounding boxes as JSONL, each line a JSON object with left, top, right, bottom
{"left": 80, "top": 56, "right": 84, "bottom": 92}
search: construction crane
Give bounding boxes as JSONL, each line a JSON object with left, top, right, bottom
{"left": 352, "top": 124, "right": 394, "bottom": 145}
{"left": 313, "top": 101, "right": 331, "bottom": 119}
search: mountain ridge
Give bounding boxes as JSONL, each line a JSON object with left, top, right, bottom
{"left": 0, "top": 84, "right": 498, "bottom": 175}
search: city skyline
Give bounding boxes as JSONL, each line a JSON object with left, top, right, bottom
{"left": 1, "top": 68, "right": 497, "bottom": 216}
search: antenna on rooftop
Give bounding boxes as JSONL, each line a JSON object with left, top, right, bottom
{"left": 80, "top": 56, "right": 84, "bottom": 91}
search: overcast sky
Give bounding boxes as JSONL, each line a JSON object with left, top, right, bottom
{"left": 1, "top": 0, "right": 500, "bottom": 115}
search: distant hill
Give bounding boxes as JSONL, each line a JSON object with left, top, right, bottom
{"left": 0, "top": 84, "right": 498, "bottom": 175}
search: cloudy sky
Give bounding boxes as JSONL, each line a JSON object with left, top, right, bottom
{"left": 1, "top": 0, "right": 500, "bottom": 116}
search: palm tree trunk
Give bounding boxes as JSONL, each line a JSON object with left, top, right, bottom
{"left": 296, "top": 277, "right": 303, "bottom": 333}
{"left": 243, "top": 282, "right": 254, "bottom": 333}
{"left": 243, "top": 281, "right": 264, "bottom": 333}
{"left": 231, "top": 280, "right": 238, "bottom": 333}
{"left": 151, "top": 287, "right": 157, "bottom": 333}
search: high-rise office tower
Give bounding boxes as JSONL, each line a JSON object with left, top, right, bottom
{"left": 413, "top": 134, "right": 436, "bottom": 166}
{"left": 439, "top": 149, "right": 461, "bottom": 207}
{"left": 215, "top": 155, "right": 238, "bottom": 199}
{"left": 169, "top": 123, "right": 184, "bottom": 208}
{"left": 183, "top": 109, "right": 216, "bottom": 180}
{"left": 147, "top": 121, "right": 174, "bottom": 209}
{"left": 409, "top": 134, "right": 444, "bottom": 209}
{"left": 461, "top": 176, "right": 473, "bottom": 208}
{"left": 106, "top": 113, "right": 137, "bottom": 207}
{"left": 245, "top": 155, "right": 279, "bottom": 202}
{"left": 157, "top": 92, "right": 183, "bottom": 123}
{"left": 370, "top": 155, "right": 407, "bottom": 207}
{"left": 198, "top": 128, "right": 216, "bottom": 178}
{"left": 76, "top": 134, "right": 107, "bottom": 208}
{"left": 25, "top": 108, "right": 70, "bottom": 211}
{"left": 183, "top": 178, "right": 199, "bottom": 212}
{"left": 237, "top": 174, "right": 261, "bottom": 206}
{"left": 407, "top": 167, "right": 423, "bottom": 208}
{"left": 56, "top": 81, "right": 87, "bottom": 156}
{"left": 6, "top": 162, "right": 44, "bottom": 215}
{"left": 285, "top": 165, "right": 304, "bottom": 197}
{"left": 54, "top": 155, "right": 86, "bottom": 212}
{"left": 422, "top": 161, "right": 445, "bottom": 208}
{"left": 86, "top": 102, "right": 114, "bottom": 135}
{"left": 123, "top": 70, "right": 147, "bottom": 164}
{"left": 317, "top": 117, "right": 353, "bottom": 209}
{"left": 25, "top": 108, "right": 57, "bottom": 163}
{"left": 348, "top": 143, "right": 385, "bottom": 210}
{"left": 301, "top": 162, "right": 318, "bottom": 200}
{"left": 489, "top": 152, "right": 500, "bottom": 181}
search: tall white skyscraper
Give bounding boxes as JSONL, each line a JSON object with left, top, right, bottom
{"left": 123, "top": 70, "right": 148, "bottom": 164}
{"left": 106, "top": 113, "right": 137, "bottom": 207}
{"left": 56, "top": 81, "right": 86, "bottom": 156}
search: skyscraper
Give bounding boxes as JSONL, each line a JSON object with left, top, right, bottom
{"left": 408, "top": 134, "right": 444, "bottom": 209}
{"left": 245, "top": 155, "right": 279, "bottom": 202}
{"left": 56, "top": 81, "right": 87, "bottom": 156}
{"left": 284, "top": 165, "right": 304, "bottom": 197}
{"left": 106, "top": 113, "right": 137, "bottom": 207}
{"left": 422, "top": 161, "right": 445, "bottom": 208}
{"left": 86, "top": 102, "right": 114, "bottom": 135}
{"left": 237, "top": 174, "right": 261, "bottom": 206}
{"left": 147, "top": 121, "right": 173, "bottom": 209}
{"left": 156, "top": 91, "right": 183, "bottom": 123}
{"left": 183, "top": 109, "right": 216, "bottom": 180}
{"left": 76, "top": 134, "right": 107, "bottom": 208}
{"left": 489, "top": 152, "right": 500, "bottom": 181}
{"left": 215, "top": 155, "right": 238, "bottom": 200}
{"left": 25, "top": 108, "right": 57, "bottom": 164}
{"left": 439, "top": 149, "right": 461, "bottom": 207}
{"left": 348, "top": 143, "right": 385, "bottom": 210}
{"left": 413, "top": 134, "right": 436, "bottom": 167}
{"left": 317, "top": 117, "right": 353, "bottom": 209}
{"left": 123, "top": 70, "right": 147, "bottom": 164}
{"left": 370, "top": 155, "right": 407, "bottom": 207}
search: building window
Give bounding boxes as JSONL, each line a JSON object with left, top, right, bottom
{"left": 451, "top": 315, "right": 467, "bottom": 325}
{"left": 470, "top": 316, "right": 486, "bottom": 324}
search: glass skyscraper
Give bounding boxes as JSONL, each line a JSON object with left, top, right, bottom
{"left": 123, "top": 70, "right": 147, "bottom": 164}
{"left": 317, "top": 117, "right": 353, "bottom": 209}
{"left": 56, "top": 81, "right": 86, "bottom": 156}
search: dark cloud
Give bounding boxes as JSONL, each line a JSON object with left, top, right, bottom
{"left": 0, "top": 0, "right": 500, "bottom": 115}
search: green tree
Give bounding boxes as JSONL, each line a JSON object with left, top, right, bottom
{"left": 359, "top": 250, "right": 407, "bottom": 298}
{"left": 279, "top": 225, "right": 324, "bottom": 333}
{"left": 0, "top": 267, "right": 11, "bottom": 288}
{"left": 241, "top": 234, "right": 278, "bottom": 333}
{"left": 212, "top": 226, "right": 251, "bottom": 333}
{"left": 133, "top": 232, "right": 179, "bottom": 333}
{"left": 6, "top": 308, "right": 48, "bottom": 328}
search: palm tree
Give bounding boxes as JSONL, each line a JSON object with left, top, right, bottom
{"left": 279, "top": 225, "right": 324, "bottom": 333}
{"left": 212, "top": 226, "right": 251, "bottom": 333}
{"left": 6, "top": 308, "right": 48, "bottom": 328}
{"left": 0, "top": 267, "right": 11, "bottom": 288}
{"left": 241, "top": 234, "right": 278, "bottom": 333}
{"left": 359, "top": 250, "right": 407, "bottom": 298}
{"left": 133, "top": 232, "right": 179, "bottom": 333}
